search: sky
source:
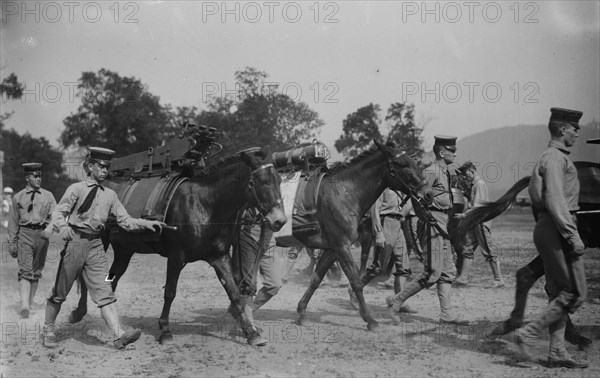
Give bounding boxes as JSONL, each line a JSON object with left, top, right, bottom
{"left": 1, "top": 0, "right": 599, "bottom": 161}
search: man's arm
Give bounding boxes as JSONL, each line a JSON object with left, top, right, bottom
{"left": 542, "top": 158, "right": 583, "bottom": 250}
{"left": 7, "top": 197, "right": 20, "bottom": 256}
{"left": 110, "top": 195, "right": 164, "bottom": 232}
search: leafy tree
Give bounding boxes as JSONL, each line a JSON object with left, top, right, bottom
{"left": 0, "top": 73, "right": 25, "bottom": 129}
{"left": 385, "top": 102, "right": 425, "bottom": 161}
{"left": 334, "top": 102, "right": 426, "bottom": 161}
{"left": 334, "top": 103, "right": 382, "bottom": 159}
{"left": 60, "top": 69, "right": 174, "bottom": 156}
{"left": 1, "top": 125, "right": 74, "bottom": 197}
{"left": 199, "top": 67, "right": 324, "bottom": 154}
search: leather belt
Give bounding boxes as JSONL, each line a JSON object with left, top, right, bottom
{"left": 21, "top": 224, "right": 46, "bottom": 230}
{"left": 381, "top": 214, "right": 403, "bottom": 220}
{"left": 72, "top": 227, "right": 101, "bottom": 240}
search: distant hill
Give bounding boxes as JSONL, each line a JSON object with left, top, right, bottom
{"left": 455, "top": 122, "right": 599, "bottom": 200}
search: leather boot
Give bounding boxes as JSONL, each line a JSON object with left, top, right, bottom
{"left": 487, "top": 260, "right": 505, "bottom": 288}
{"left": 516, "top": 299, "right": 567, "bottom": 362}
{"left": 43, "top": 301, "right": 62, "bottom": 348}
{"left": 19, "top": 280, "right": 31, "bottom": 318}
{"left": 437, "top": 282, "right": 467, "bottom": 324}
{"left": 548, "top": 315, "right": 588, "bottom": 368}
{"left": 454, "top": 258, "right": 473, "bottom": 287}
{"left": 395, "top": 276, "right": 417, "bottom": 314}
{"left": 386, "top": 278, "right": 422, "bottom": 325}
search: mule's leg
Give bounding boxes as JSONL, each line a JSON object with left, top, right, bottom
{"left": 158, "top": 256, "right": 185, "bottom": 345}
{"left": 107, "top": 245, "right": 134, "bottom": 292}
{"left": 359, "top": 239, "right": 372, "bottom": 275}
{"left": 68, "top": 275, "right": 88, "bottom": 324}
{"left": 210, "top": 254, "right": 263, "bottom": 346}
{"left": 296, "top": 250, "right": 337, "bottom": 326}
{"left": 337, "top": 247, "right": 379, "bottom": 332}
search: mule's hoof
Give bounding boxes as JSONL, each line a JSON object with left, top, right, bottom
{"left": 159, "top": 332, "right": 175, "bottom": 345}
{"left": 295, "top": 316, "right": 307, "bottom": 327}
{"left": 367, "top": 322, "right": 380, "bottom": 333}
{"left": 68, "top": 309, "right": 86, "bottom": 324}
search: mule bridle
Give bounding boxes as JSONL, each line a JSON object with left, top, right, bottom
{"left": 247, "top": 163, "right": 283, "bottom": 216}
{"left": 386, "top": 152, "right": 428, "bottom": 202}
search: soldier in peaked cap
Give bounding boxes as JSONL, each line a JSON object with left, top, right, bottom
{"left": 6, "top": 163, "right": 56, "bottom": 318}
{"left": 512, "top": 108, "right": 589, "bottom": 368}
{"left": 43, "top": 147, "right": 166, "bottom": 350}
{"left": 387, "top": 135, "right": 466, "bottom": 325}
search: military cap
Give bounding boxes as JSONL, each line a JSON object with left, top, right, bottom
{"left": 88, "top": 147, "right": 115, "bottom": 166}
{"left": 550, "top": 107, "right": 582, "bottom": 127}
{"left": 457, "top": 161, "right": 475, "bottom": 174}
{"left": 22, "top": 162, "right": 42, "bottom": 174}
{"left": 434, "top": 135, "right": 457, "bottom": 152}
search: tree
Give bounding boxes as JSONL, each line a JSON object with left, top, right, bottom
{"left": 334, "top": 103, "right": 382, "bottom": 159}
{"left": 334, "top": 102, "right": 426, "bottom": 161}
{"left": 0, "top": 73, "right": 25, "bottom": 128}
{"left": 385, "top": 103, "right": 425, "bottom": 161}
{"left": 199, "top": 67, "right": 324, "bottom": 154}
{"left": 60, "top": 69, "right": 174, "bottom": 156}
{"left": 1, "top": 125, "right": 74, "bottom": 197}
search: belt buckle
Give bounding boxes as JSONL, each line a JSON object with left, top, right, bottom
{"left": 105, "top": 274, "right": 114, "bottom": 282}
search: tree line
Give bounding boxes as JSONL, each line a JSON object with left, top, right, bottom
{"left": 1, "top": 68, "right": 425, "bottom": 197}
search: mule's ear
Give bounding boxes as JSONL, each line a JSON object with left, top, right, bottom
{"left": 373, "top": 140, "right": 384, "bottom": 151}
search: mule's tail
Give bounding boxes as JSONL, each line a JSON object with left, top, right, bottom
{"left": 457, "top": 176, "right": 531, "bottom": 237}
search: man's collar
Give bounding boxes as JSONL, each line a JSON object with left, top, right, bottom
{"left": 84, "top": 176, "right": 102, "bottom": 186}
{"left": 548, "top": 140, "right": 570, "bottom": 155}
{"left": 25, "top": 185, "right": 40, "bottom": 193}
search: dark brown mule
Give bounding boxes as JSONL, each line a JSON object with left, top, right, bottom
{"left": 292, "top": 141, "right": 433, "bottom": 331}
{"left": 70, "top": 150, "right": 286, "bottom": 345}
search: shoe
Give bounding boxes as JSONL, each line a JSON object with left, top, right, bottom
{"left": 42, "top": 326, "right": 58, "bottom": 348}
{"left": 453, "top": 279, "right": 469, "bottom": 287}
{"left": 19, "top": 306, "right": 30, "bottom": 319}
{"left": 547, "top": 357, "right": 588, "bottom": 369}
{"left": 399, "top": 304, "right": 417, "bottom": 314}
{"left": 486, "top": 280, "right": 505, "bottom": 289}
{"left": 247, "top": 334, "right": 268, "bottom": 347}
{"left": 113, "top": 329, "right": 142, "bottom": 349}
{"left": 514, "top": 329, "right": 536, "bottom": 363}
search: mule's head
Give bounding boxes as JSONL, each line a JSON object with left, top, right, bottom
{"left": 239, "top": 149, "right": 287, "bottom": 232}
{"left": 374, "top": 140, "right": 434, "bottom": 206}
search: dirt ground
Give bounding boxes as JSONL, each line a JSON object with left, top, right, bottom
{"left": 1, "top": 209, "right": 599, "bottom": 377}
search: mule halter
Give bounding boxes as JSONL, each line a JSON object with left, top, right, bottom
{"left": 386, "top": 152, "right": 428, "bottom": 200}
{"left": 247, "top": 163, "right": 283, "bottom": 216}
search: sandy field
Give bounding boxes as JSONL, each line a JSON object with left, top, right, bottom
{"left": 1, "top": 208, "right": 599, "bottom": 377}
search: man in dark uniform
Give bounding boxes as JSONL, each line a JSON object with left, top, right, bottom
{"left": 515, "top": 108, "right": 588, "bottom": 368}
{"left": 7, "top": 163, "right": 56, "bottom": 318}
{"left": 386, "top": 135, "right": 464, "bottom": 324}
{"left": 43, "top": 147, "right": 165, "bottom": 349}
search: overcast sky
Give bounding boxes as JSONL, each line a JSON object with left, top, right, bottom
{"left": 2, "top": 1, "right": 599, "bottom": 160}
